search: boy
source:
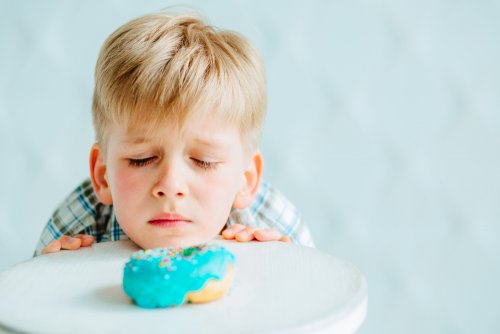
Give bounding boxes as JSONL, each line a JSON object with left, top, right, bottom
{"left": 34, "top": 12, "right": 314, "bottom": 256}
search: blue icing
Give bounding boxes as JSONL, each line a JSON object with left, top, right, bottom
{"left": 123, "top": 244, "right": 235, "bottom": 308}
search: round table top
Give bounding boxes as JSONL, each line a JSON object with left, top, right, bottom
{"left": 0, "top": 239, "right": 367, "bottom": 334}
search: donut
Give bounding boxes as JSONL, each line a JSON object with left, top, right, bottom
{"left": 122, "top": 244, "right": 235, "bottom": 308}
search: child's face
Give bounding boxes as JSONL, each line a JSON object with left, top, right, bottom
{"left": 97, "top": 113, "right": 255, "bottom": 249}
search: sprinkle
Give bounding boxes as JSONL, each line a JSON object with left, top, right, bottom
{"left": 129, "top": 244, "right": 215, "bottom": 270}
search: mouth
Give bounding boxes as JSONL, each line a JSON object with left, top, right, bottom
{"left": 148, "top": 212, "right": 192, "bottom": 228}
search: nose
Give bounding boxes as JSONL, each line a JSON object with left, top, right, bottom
{"left": 152, "top": 160, "right": 188, "bottom": 199}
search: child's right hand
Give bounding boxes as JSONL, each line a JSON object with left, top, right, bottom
{"left": 41, "top": 234, "right": 94, "bottom": 255}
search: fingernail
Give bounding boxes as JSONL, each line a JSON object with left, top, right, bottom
{"left": 237, "top": 230, "right": 251, "bottom": 241}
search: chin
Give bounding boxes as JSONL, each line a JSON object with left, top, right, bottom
{"left": 134, "top": 235, "right": 213, "bottom": 249}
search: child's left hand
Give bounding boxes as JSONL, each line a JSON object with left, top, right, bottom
{"left": 222, "top": 224, "right": 290, "bottom": 243}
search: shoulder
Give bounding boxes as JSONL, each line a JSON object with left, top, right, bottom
{"left": 251, "top": 180, "right": 315, "bottom": 247}
{"left": 43, "top": 179, "right": 113, "bottom": 239}
{"left": 34, "top": 179, "right": 116, "bottom": 256}
{"left": 229, "top": 180, "right": 299, "bottom": 229}
{"left": 56, "top": 179, "right": 101, "bottom": 224}
{"left": 250, "top": 180, "right": 299, "bottom": 219}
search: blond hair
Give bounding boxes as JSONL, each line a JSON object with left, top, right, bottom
{"left": 92, "top": 12, "right": 266, "bottom": 153}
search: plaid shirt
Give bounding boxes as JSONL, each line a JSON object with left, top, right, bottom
{"left": 34, "top": 179, "right": 314, "bottom": 256}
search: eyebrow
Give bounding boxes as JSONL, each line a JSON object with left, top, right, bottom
{"left": 124, "top": 137, "right": 152, "bottom": 145}
{"left": 122, "top": 136, "right": 229, "bottom": 149}
{"left": 193, "top": 136, "right": 229, "bottom": 148}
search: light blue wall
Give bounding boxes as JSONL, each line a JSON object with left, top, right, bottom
{"left": 1, "top": 1, "right": 499, "bottom": 333}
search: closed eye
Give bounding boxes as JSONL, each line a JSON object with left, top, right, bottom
{"left": 191, "top": 158, "right": 218, "bottom": 170}
{"left": 128, "top": 157, "right": 156, "bottom": 167}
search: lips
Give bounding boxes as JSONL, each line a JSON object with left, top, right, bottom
{"left": 148, "top": 212, "right": 192, "bottom": 228}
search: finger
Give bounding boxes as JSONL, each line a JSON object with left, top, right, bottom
{"left": 235, "top": 226, "right": 257, "bottom": 242}
{"left": 279, "top": 235, "right": 291, "bottom": 243}
{"left": 60, "top": 236, "right": 82, "bottom": 250}
{"left": 254, "top": 228, "right": 282, "bottom": 242}
{"left": 75, "top": 234, "right": 94, "bottom": 247}
{"left": 222, "top": 224, "right": 247, "bottom": 239}
{"left": 41, "top": 239, "right": 62, "bottom": 255}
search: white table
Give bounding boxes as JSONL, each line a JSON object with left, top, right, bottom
{"left": 0, "top": 239, "right": 367, "bottom": 333}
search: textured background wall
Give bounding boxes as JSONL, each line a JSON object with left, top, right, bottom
{"left": 1, "top": 1, "right": 499, "bottom": 333}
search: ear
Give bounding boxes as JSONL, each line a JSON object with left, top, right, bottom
{"left": 89, "top": 143, "right": 113, "bottom": 205}
{"left": 233, "top": 150, "right": 263, "bottom": 209}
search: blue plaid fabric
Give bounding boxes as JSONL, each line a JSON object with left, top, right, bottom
{"left": 34, "top": 178, "right": 315, "bottom": 256}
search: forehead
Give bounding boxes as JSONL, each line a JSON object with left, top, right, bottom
{"left": 111, "top": 114, "right": 242, "bottom": 149}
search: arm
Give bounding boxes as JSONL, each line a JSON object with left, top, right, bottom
{"left": 41, "top": 235, "right": 94, "bottom": 254}
{"left": 34, "top": 179, "right": 118, "bottom": 256}
{"left": 223, "top": 180, "right": 315, "bottom": 246}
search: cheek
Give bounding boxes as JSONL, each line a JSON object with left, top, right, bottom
{"left": 109, "top": 165, "right": 148, "bottom": 207}
{"left": 194, "top": 168, "right": 242, "bottom": 208}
